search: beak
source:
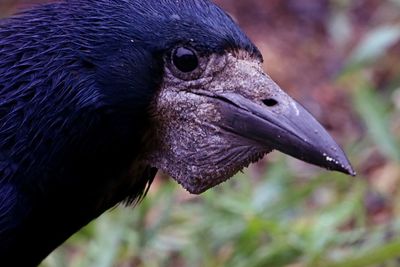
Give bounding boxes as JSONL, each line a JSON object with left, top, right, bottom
{"left": 212, "top": 92, "right": 356, "bottom": 176}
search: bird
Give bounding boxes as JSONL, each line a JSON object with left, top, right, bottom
{"left": 0, "top": 0, "right": 355, "bottom": 265}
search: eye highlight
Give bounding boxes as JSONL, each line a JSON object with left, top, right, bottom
{"left": 172, "top": 47, "right": 199, "bottom": 73}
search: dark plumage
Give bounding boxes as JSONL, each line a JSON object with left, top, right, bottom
{"left": 0, "top": 0, "right": 354, "bottom": 265}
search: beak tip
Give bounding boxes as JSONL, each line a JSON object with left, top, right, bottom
{"left": 348, "top": 167, "right": 357, "bottom": 177}
{"left": 325, "top": 153, "right": 356, "bottom": 177}
{"left": 345, "top": 165, "right": 357, "bottom": 177}
{"left": 318, "top": 149, "right": 356, "bottom": 177}
{"left": 339, "top": 165, "right": 357, "bottom": 177}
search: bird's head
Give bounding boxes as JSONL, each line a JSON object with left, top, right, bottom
{"left": 130, "top": 0, "right": 355, "bottom": 194}
{"left": 71, "top": 0, "right": 355, "bottom": 194}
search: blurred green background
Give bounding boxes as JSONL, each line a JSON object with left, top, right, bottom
{"left": 2, "top": 0, "right": 400, "bottom": 266}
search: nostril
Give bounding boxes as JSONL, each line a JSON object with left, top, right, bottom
{"left": 262, "top": 98, "right": 278, "bottom": 107}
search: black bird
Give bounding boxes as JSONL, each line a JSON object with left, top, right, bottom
{"left": 0, "top": 0, "right": 355, "bottom": 265}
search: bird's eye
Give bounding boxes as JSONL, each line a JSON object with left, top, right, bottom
{"left": 172, "top": 47, "right": 199, "bottom": 73}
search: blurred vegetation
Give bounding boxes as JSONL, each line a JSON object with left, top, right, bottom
{"left": 2, "top": 0, "right": 400, "bottom": 266}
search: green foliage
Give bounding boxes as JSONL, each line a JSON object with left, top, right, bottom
{"left": 348, "top": 26, "right": 400, "bottom": 68}
{"left": 41, "top": 161, "right": 400, "bottom": 267}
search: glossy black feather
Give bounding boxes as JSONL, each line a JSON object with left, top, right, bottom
{"left": 0, "top": 0, "right": 258, "bottom": 265}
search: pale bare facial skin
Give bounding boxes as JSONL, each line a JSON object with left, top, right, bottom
{"left": 146, "top": 50, "right": 354, "bottom": 194}
{"left": 147, "top": 52, "right": 269, "bottom": 193}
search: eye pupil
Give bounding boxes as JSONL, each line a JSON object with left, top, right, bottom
{"left": 172, "top": 47, "right": 199, "bottom": 73}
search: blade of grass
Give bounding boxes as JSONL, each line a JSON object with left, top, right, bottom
{"left": 347, "top": 25, "right": 400, "bottom": 67}
{"left": 322, "top": 240, "right": 400, "bottom": 267}
{"left": 352, "top": 83, "right": 400, "bottom": 161}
